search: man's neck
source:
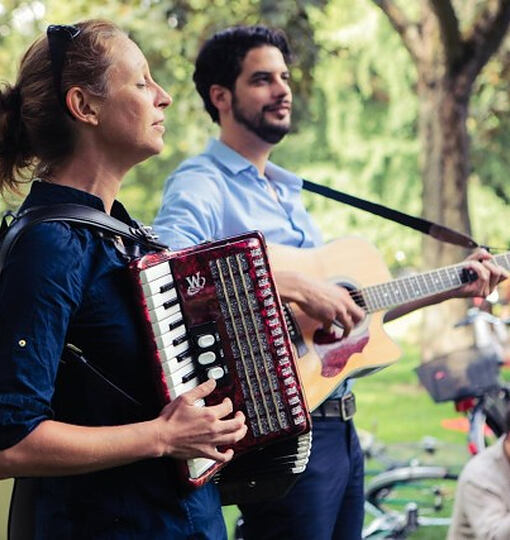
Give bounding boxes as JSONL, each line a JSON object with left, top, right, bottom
{"left": 219, "top": 129, "right": 273, "bottom": 177}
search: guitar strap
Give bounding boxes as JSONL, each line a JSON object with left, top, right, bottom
{"left": 302, "top": 179, "right": 480, "bottom": 249}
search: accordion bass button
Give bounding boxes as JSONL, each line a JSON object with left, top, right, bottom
{"left": 207, "top": 366, "right": 225, "bottom": 380}
{"left": 197, "top": 334, "right": 215, "bottom": 348}
{"left": 198, "top": 351, "right": 216, "bottom": 365}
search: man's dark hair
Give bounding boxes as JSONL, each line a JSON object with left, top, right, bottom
{"left": 193, "top": 25, "right": 292, "bottom": 124}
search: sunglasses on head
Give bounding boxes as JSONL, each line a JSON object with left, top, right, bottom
{"left": 47, "top": 24, "right": 81, "bottom": 116}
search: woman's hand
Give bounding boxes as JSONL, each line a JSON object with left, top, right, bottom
{"left": 154, "top": 378, "right": 248, "bottom": 462}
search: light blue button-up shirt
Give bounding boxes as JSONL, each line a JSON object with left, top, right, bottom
{"left": 153, "top": 138, "right": 323, "bottom": 250}
{"left": 153, "top": 138, "right": 349, "bottom": 398}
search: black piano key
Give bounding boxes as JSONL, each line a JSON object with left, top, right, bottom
{"left": 176, "top": 350, "right": 191, "bottom": 363}
{"left": 172, "top": 334, "right": 187, "bottom": 347}
{"left": 159, "top": 282, "right": 174, "bottom": 293}
{"left": 163, "top": 298, "right": 179, "bottom": 310}
{"left": 168, "top": 319, "right": 184, "bottom": 332}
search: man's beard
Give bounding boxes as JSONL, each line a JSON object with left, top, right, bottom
{"left": 232, "top": 95, "right": 290, "bottom": 144}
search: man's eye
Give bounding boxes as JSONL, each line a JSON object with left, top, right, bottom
{"left": 137, "top": 82, "right": 147, "bottom": 88}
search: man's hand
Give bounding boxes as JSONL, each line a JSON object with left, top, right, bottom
{"left": 275, "top": 270, "right": 365, "bottom": 336}
{"left": 154, "top": 379, "right": 248, "bottom": 462}
{"left": 454, "top": 248, "right": 509, "bottom": 299}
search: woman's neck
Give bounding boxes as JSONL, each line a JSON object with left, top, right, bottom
{"left": 50, "top": 157, "right": 125, "bottom": 214}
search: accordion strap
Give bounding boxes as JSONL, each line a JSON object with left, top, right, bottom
{"left": 0, "top": 203, "right": 167, "bottom": 277}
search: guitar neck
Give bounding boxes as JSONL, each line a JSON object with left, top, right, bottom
{"left": 351, "top": 252, "right": 510, "bottom": 314}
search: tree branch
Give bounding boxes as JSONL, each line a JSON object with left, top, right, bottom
{"left": 463, "top": 0, "right": 510, "bottom": 82}
{"left": 428, "top": 0, "right": 463, "bottom": 68}
{"left": 371, "top": 0, "right": 422, "bottom": 64}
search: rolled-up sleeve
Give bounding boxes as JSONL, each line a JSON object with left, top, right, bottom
{"left": 0, "top": 222, "right": 86, "bottom": 449}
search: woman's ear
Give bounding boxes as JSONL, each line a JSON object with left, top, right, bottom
{"left": 65, "top": 87, "right": 101, "bottom": 125}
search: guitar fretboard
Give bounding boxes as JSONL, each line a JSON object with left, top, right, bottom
{"left": 351, "top": 252, "right": 510, "bottom": 314}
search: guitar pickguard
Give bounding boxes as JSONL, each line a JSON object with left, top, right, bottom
{"left": 313, "top": 328, "right": 370, "bottom": 377}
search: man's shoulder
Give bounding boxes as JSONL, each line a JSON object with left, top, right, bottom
{"left": 171, "top": 152, "right": 226, "bottom": 183}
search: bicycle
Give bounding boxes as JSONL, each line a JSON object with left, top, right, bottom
{"left": 416, "top": 298, "right": 510, "bottom": 455}
{"left": 359, "top": 299, "right": 510, "bottom": 538}
{"left": 360, "top": 431, "right": 462, "bottom": 539}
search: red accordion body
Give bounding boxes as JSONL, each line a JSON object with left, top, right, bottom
{"left": 128, "top": 231, "right": 311, "bottom": 488}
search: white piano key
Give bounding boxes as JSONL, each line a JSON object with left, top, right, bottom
{"left": 162, "top": 360, "right": 196, "bottom": 389}
{"left": 145, "top": 287, "right": 178, "bottom": 311}
{"left": 187, "top": 457, "right": 216, "bottom": 479}
{"left": 150, "top": 311, "right": 184, "bottom": 338}
{"left": 155, "top": 325, "right": 187, "bottom": 350}
{"left": 158, "top": 339, "right": 190, "bottom": 363}
{"left": 168, "top": 376, "right": 200, "bottom": 400}
{"left": 161, "top": 354, "right": 193, "bottom": 376}
{"left": 139, "top": 261, "right": 172, "bottom": 283}
{"left": 161, "top": 351, "right": 193, "bottom": 374}
{"left": 141, "top": 273, "right": 174, "bottom": 297}
{"left": 148, "top": 302, "right": 182, "bottom": 325}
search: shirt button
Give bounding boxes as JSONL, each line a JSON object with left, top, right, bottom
{"left": 18, "top": 339, "right": 27, "bottom": 347}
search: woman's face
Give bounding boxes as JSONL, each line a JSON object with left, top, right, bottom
{"left": 95, "top": 34, "right": 171, "bottom": 167}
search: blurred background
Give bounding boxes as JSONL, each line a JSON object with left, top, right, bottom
{"left": 1, "top": 0, "right": 510, "bottom": 537}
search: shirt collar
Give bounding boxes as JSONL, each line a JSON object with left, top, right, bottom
{"left": 204, "top": 138, "right": 254, "bottom": 175}
{"left": 204, "top": 138, "right": 303, "bottom": 190}
{"left": 22, "top": 181, "right": 132, "bottom": 224}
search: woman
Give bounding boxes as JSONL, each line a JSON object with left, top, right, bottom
{"left": 0, "top": 19, "right": 246, "bottom": 539}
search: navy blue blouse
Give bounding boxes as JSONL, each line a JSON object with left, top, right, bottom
{"left": 0, "top": 182, "right": 225, "bottom": 539}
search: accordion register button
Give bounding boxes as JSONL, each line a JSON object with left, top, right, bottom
{"left": 198, "top": 351, "right": 216, "bottom": 365}
{"left": 197, "top": 334, "right": 215, "bottom": 348}
{"left": 207, "top": 366, "right": 225, "bottom": 380}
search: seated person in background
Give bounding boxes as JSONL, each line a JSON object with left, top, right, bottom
{"left": 448, "top": 406, "right": 510, "bottom": 540}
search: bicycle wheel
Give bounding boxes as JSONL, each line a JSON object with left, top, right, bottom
{"left": 364, "top": 466, "right": 458, "bottom": 539}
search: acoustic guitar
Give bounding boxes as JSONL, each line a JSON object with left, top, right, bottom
{"left": 268, "top": 237, "right": 510, "bottom": 411}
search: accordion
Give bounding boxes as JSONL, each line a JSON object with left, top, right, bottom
{"left": 128, "top": 231, "right": 312, "bottom": 491}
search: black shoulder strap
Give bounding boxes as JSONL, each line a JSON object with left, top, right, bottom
{"left": 302, "top": 179, "right": 479, "bottom": 249}
{"left": 0, "top": 203, "right": 167, "bottom": 276}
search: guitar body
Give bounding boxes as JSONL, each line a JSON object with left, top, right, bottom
{"left": 268, "top": 237, "right": 401, "bottom": 411}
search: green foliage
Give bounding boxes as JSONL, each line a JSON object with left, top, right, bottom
{"left": 0, "top": 0, "right": 509, "bottom": 261}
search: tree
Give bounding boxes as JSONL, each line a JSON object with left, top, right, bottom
{"left": 371, "top": 0, "right": 510, "bottom": 358}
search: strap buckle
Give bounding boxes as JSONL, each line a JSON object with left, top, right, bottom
{"left": 340, "top": 392, "right": 356, "bottom": 421}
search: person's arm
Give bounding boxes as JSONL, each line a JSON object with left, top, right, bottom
{"left": 384, "top": 248, "right": 508, "bottom": 323}
{"left": 0, "top": 379, "right": 247, "bottom": 479}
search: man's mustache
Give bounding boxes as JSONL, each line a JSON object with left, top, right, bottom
{"left": 263, "top": 101, "right": 292, "bottom": 112}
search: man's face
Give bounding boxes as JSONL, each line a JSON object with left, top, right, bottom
{"left": 231, "top": 45, "right": 292, "bottom": 144}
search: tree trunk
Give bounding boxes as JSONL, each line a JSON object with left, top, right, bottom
{"left": 418, "top": 54, "right": 474, "bottom": 360}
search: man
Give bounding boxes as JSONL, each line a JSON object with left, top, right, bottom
{"left": 154, "top": 25, "right": 506, "bottom": 540}
{"left": 448, "top": 406, "right": 510, "bottom": 539}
